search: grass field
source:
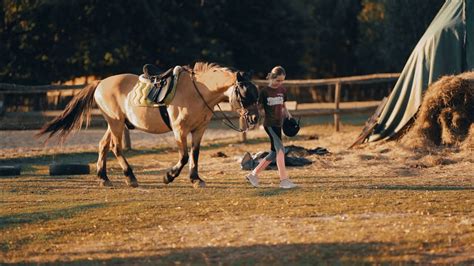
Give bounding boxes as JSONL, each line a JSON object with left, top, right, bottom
{"left": 1, "top": 125, "right": 473, "bottom": 264}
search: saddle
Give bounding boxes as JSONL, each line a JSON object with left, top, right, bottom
{"left": 145, "top": 64, "right": 182, "bottom": 105}
{"left": 128, "top": 64, "right": 182, "bottom": 107}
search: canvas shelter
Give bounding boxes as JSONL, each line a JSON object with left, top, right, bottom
{"left": 368, "top": 0, "right": 473, "bottom": 142}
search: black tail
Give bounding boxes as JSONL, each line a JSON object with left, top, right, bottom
{"left": 37, "top": 80, "right": 101, "bottom": 141}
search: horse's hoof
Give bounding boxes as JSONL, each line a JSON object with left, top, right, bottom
{"left": 192, "top": 179, "right": 206, "bottom": 189}
{"left": 126, "top": 179, "right": 139, "bottom": 188}
{"left": 99, "top": 179, "right": 113, "bottom": 187}
{"left": 163, "top": 173, "right": 174, "bottom": 184}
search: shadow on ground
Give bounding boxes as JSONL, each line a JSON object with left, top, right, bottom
{"left": 0, "top": 148, "right": 174, "bottom": 166}
{"left": 0, "top": 137, "right": 272, "bottom": 166}
{"left": 0, "top": 203, "right": 107, "bottom": 229}
{"left": 356, "top": 185, "right": 474, "bottom": 191}
{"left": 32, "top": 241, "right": 468, "bottom": 265}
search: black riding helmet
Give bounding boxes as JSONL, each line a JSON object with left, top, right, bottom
{"left": 283, "top": 117, "right": 300, "bottom": 137}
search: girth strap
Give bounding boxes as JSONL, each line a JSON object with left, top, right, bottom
{"left": 159, "top": 105, "right": 172, "bottom": 130}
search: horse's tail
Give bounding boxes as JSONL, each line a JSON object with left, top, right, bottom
{"left": 37, "top": 80, "right": 101, "bottom": 141}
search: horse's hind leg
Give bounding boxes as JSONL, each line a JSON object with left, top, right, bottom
{"left": 97, "top": 127, "right": 112, "bottom": 187}
{"left": 109, "top": 121, "right": 138, "bottom": 187}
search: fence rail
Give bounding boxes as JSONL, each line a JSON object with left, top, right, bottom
{"left": 0, "top": 73, "right": 400, "bottom": 146}
{"left": 255, "top": 72, "right": 399, "bottom": 131}
{"left": 254, "top": 73, "right": 400, "bottom": 87}
{"left": 0, "top": 73, "right": 401, "bottom": 93}
{"left": 0, "top": 84, "right": 85, "bottom": 94}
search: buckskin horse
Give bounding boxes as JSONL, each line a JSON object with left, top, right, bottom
{"left": 38, "top": 62, "right": 259, "bottom": 188}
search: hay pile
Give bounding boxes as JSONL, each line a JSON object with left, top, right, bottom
{"left": 402, "top": 72, "right": 474, "bottom": 149}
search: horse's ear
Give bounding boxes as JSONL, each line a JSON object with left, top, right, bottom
{"left": 237, "top": 72, "right": 244, "bottom": 81}
{"left": 237, "top": 71, "right": 253, "bottom": 81}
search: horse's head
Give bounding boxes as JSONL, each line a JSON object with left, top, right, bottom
{"left": 191, "top": 62, "right": 259, "bottom": 131}
{"left": 229, "top": 71, "right": 259, "bottom": 131}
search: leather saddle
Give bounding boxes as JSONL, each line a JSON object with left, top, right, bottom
{"left": 143, "top": 64, "right": 181, "bottom": 104}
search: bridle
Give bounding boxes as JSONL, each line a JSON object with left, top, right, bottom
{"left": 188, "top": 70, "right": 256, "bottom": 132}
{"left": 226, "top": 80, "right": 259, "bottom": 131}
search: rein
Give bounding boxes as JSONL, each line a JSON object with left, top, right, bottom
{"left": 188, "top": 70, "right": 248, "bottom": 132}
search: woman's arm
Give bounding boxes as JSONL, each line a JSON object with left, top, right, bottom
{"left": 282, "top": 103, "right": 292, "bottom": 118}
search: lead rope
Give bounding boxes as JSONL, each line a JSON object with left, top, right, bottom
{"left": 189, "top": 71, "right": 247, "bottom": 132}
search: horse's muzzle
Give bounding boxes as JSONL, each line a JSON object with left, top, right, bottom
{"left": 247, "top": 104, "right": 259, "bottom": 125}
{"left": 248, "top": 113, "right": 258, "bottom": 125}
{"left": 239, "top": 104, "right": 259, "bottom": 130}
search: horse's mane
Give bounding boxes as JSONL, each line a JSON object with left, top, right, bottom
{"left": 193, "top": 62, "right": 237, "bottom": 74}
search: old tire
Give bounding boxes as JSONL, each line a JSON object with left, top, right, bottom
{"left": 0, "top": 165, "right": 21, "bottom": 176}
{"left": 49, "top": 164, "right": 90, "bottom": 176}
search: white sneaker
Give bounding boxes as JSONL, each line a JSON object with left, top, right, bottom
{"left": 279, "top": 179, "right": 297, "bottom": 189}
{"left": 246, "top": 172, "right": 259, "bottom": 187}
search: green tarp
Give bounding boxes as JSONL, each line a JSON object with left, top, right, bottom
{"left": 369, "top": 0, "right": 473, "bottom": 142}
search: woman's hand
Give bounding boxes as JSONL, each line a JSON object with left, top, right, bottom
{"left": 283, "top": 106, "right": 292, "bottom": 119}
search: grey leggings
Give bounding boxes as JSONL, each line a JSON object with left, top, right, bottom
{"left": 264, "top": 126, "right": 284, "bottom": 161}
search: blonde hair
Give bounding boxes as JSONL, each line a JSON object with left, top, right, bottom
{"left": 266, "top": 66, "right": 286, "bottom": 80}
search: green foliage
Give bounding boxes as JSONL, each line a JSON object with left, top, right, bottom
{"left": 0, "top": 0, "right": 448, "bottom": 84}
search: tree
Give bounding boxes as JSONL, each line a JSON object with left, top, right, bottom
{"left": 296, "top": 0, "right": 362, "bottom": 78}
{"left": 0, "top": 0, "right": 450, "bottom": 84}
{"left": 356, "top": 0, "right": 444, "bottom": 74}
{"left": 197, "top": 0, "right": 308, "bottom": 78}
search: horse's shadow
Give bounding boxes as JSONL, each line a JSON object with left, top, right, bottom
{"left": 0, "top": 147, "right": 174, "bottom": 166}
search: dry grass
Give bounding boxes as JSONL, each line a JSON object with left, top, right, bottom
{"left": 1, "top": 125, "right": 473, "bottom": 264}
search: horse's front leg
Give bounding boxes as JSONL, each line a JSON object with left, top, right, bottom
{"left": 164, "top": 131, "right": 189, "bottom": 184}
{"left": 189, "top": 126, "right": 207, "bottom": 188}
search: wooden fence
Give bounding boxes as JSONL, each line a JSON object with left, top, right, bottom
{"left": 0, "top": 73, "right": 400, "bottom": 147}
{"left": 254, "top": 73, "right": 400, "bottom": 131}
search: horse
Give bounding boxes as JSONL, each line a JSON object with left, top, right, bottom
{"left": 38, "top": 62, "right": 259, "bottom": 188}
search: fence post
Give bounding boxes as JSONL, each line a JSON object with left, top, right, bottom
{"left": 334, "top": 82, "right": 341, "bottom": 132}
{"left": 238, "top": 115, "right": 247, "bottom": 142}
{"left": 239, "top": 131, "right": 247, "bottom": 142}
{"left": 0, "top": 93, "right": 4, "bottom": 116}
{"left": 122, "top": 128, "right": 132, "bottom": 150}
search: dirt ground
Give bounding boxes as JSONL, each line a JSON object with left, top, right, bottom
{"left": 1, "top": 124, "right": 473, "bottom": 264}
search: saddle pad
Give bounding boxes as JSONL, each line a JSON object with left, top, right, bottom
{"left": 128, "top": 66, "right": 181, "bottom": 107}
{"left": 128, "top": 75, "right": 160, "bottom": 107}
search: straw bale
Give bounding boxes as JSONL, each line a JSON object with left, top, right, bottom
{"left": 401, "top": 72, "right": 474, "bottom": 148}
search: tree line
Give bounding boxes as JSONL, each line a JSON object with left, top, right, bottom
{"left": 0, "top": 0, "right": 444, "bottom": 84}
